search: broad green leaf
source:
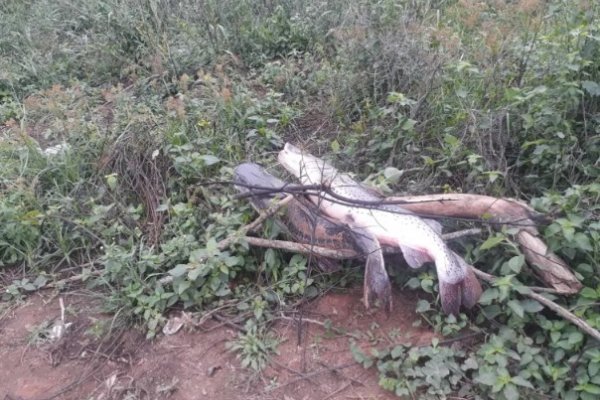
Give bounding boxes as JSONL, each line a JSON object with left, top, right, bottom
{"left": 415, "top": 299, "right": 430, "bottom": 313}
{"left": 176, "top": 280, "right": 191, "bottom": 294}
{"left": 582, "top": 81, "right": 600, "bottom": 96}
{"left": 573, "top": 233, "right": 593, "bottom": 251}
{"left": 589, "top": 362, "right": 600, "bottom": 377}
{"left": 462, "top": 356, "right": 478, "bottom": 371}
{"left": 383, "top": 167, "right": 404, "bottom": 184}
{"left": 475, "top": 372, "right": 497, "bottom": 386}
{"left": 205, "top": 238, "right": 219, "bottom": 255}
{"left": 169, "top": 264, "right": 189, "bottom": 277}
{"left": 405, "top": 277, "right": 421, "bottom": 289}
{"left": 23, "top": 283, "right": 36, "bottom": 291}
{"left": 579, "top": 383, "right": 600, "bottom": 395}
{"left": 550, "top": 331, "right": 562, "bottom": 343}
{"left": 189, "top": 249, "right": 206, "bottom": 263}
{"left": 520, "top": 299, "right": 544, "bottom": 313}
{"left": 480, "top": 235, "right": 505, "bottom": 250}
{"left": 503, "top": 383, "right": 519, "bottom": 400}
{"left": 512, "top": 375, "right": 534, "bottom": 389}
{"left": 479, "top": 288, "right": 499, "bottom": 304}
{"left": 568, "top": 331, "right": 583, "bottom": 345}
{"left": 507, "top": 300, "right": 524, "bottom": 318}
{"left": 201, "top": 154, "right": 220, "bottom": 166}
{"left": 507, "top": 255, "right": 525, "bottom": 273}
{"left": 330, "top": 140, "right": 340, "bottom": 152}
{"left": 421, "top": 360, "right": 450, "bottom": 380}
{"left": 188, "top": 265, "right": 208, "bottom": 280}
{"left": 33, "top": 275, "right": 47, "bottom": 288}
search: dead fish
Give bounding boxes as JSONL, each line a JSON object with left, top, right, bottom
{"left": 278, "top": 143, "right": 482, "bottom": 315}
{"left": 233, "top": 162, "right": 392, "bottom": 312}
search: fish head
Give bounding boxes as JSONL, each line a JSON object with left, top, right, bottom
{"left": 278, "top": 143, "right": 338, "bottom": 185}
{"left": 233, "top": 163, "right": 285, "bottom": 190}
{"left": 233, "top": 163, "right": 286, "bottom": 209}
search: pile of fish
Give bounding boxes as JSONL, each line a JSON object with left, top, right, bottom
{"left": 234, "top": 143, "right": 483, "bottom": 315}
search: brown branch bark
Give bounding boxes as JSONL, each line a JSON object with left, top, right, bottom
{"left": 388, "top": 193, "right": 581, "bottom": 294}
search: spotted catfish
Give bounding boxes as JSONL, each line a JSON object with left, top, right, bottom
{"left": 278, "top": 143, "right": 482, "bottom": 315}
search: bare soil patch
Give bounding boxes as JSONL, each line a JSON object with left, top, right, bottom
{"left": 0, "top": 288, "right": 431, "bottom": 400}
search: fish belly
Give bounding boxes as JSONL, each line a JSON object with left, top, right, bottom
{"left": 313, "top": 196, "right": 432, "bottom": 252}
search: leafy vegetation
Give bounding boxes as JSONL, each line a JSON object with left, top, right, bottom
{"left": 1, "top": 0, "right": 599, "bottom": 398}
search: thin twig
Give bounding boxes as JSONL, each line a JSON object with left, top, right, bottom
{"left": 228, "top": 179, "right": 541, "bottom": 227}
{"left": 265, "top": 362, "right": 357, "bottom": 392}
{"left": 441, "top": 228, "right": 481, "bottom": 241}
{"left": 278, "top": 314, "right": 330, "bottom": 328}
{"left": 244, "top": 237, "right": 357, "bottom": 259}
{"left": 242, "top": 227, "right": 481, "bottom": 260}
{"left": 45, "top": 269, "right": 103, "bottom": 288}
{"left": 471, "top": 268, "right": 600, "bottom": 342}
{"left": 159, "top": 195, "right": 293, "bottom": 285}
{"left": 321, "top": 381, "right": 353, "bottom": 400}
{"left": 526, "top": 290, "right": 600, "bottom": 342}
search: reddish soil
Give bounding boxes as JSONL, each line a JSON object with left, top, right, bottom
{"left": 0, "top": 288, "right": 433, "bottom": 400}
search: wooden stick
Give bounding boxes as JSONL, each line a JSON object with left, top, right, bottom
{"left": 440, "top": 228, "right": 481, "bottom": 241}
{"left": 389, "top": 193, "right": 581, "bottom": 294}
{"left": 244, "top": 237, "right": 357, "bottom": 259}
{"left": 470, "top": 267, "right": 600, "bottom": 342}
{"left": 244, "top": 238, "right": 600, "bottom": 343}
{"left": 159, "top": 195, "right": 293, "bottom": 285}
{"left": 243, "top": 227, "right": 480, "bottom": 259}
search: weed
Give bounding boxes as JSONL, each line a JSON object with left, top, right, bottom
{"left": 227, "top": 320, "right": 280, "bottom": 372}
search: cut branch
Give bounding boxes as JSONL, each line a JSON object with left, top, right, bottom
{"left": 470, "top": 266, "right": 600, "bottom": 343}
{"left": 244, "top": 228, "right": 480, "bottom": 259}
{"left": 241, "top": 237, "right": 600, "bottom": 343}
{"left": 158, "top": 195, "right": 293, "bottom": 285}
{"left": 388, "top": 193, "right": 581, "bottom": 294}
{"left": 244, "top": 237, "right": 357, "bottom": 259}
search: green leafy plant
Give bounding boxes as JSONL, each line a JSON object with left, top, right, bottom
{"left": 227, "top": 320, "right": 280, "bottom": 371}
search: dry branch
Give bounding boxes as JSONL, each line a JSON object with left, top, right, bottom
{"left": 389, "top": 193, "right": 581, "bottom": 294}
{"left": 470, "top": 267, "right": 600, "bottom": 342}
{"left": 244, "top": 228, "right": 480, "bottom": 259}
{"left": 158, "top": 195, "right": 293, "bottom": 285}
{"left": 244, "top": 237, "right": 357, "bottom": 259}
{"left": 242, "top": 237, "right": 600, "bottom": 343}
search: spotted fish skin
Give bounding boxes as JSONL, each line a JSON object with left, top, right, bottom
{"left": 278, "top": 143, "right": 480, "bottom": 315}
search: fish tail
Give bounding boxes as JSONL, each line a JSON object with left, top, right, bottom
{"left": 439, "top": 279, "right": 461, "bottom": 316}
{"left": 460, "top": 267, "right": 483, "bottom": 309}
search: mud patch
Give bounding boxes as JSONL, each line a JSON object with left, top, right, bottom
{"left": 0, "top": 288, "right": 431, "bottom": 400}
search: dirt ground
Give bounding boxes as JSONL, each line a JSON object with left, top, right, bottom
{"left": 0, "top": 288, "right": 434, "bottom": 400}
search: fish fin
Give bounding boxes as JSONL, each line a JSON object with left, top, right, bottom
{"left": 350, "top": 226, "right": 392, "bottom": 314}
{"left": 461, "top": 267, "right": 483, "bottom": 309}
{"left": 400, "top": 246, "right": 433, "bottom": 269}
{"left": 424, "top": 219, "right": 443, "bottom": 235}
{"left": 452, "top": 253, "right": 483, "bottom": 309}
{"left": 363, "top": 251, "right": 392, "bottom": 314}
{"left": 439, "top": 280, "right": 461, "bottom": 316}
